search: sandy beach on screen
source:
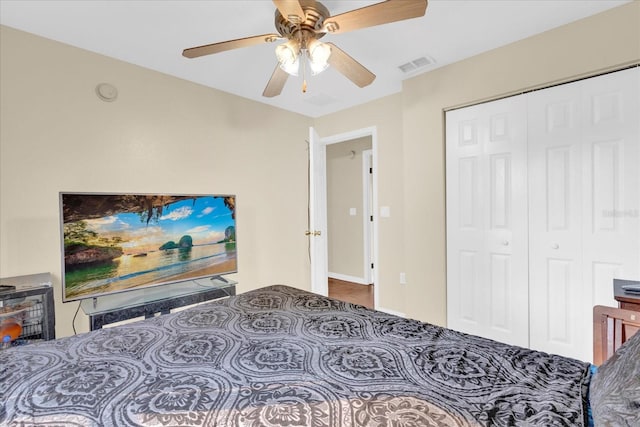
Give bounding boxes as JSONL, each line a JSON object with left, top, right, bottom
{"left": 168, "top": 258, "right": 237, "bottom": 283}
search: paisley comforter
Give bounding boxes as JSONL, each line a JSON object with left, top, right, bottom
{"left": 0, "top": 285, "right": 591, "bottom": 426}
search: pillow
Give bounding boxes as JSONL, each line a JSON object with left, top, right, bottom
{"left": 590, "top": 329, "right": 640, "bottom": 426}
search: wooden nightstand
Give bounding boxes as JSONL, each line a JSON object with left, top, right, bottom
{"left": 613, "top": 279, "right": 640, "bottom": 312}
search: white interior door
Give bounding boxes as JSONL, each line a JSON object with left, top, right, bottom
{"left": 528, "top": 67, "right": 640, "bottom": 361}
{"left": 309, "top": 127, "right": 328, "bottom": 296}
{"left": 446, "top": 95, "right": 529, "bottom": 348}
{"left": 581, "top": 68, "right": 640, "bottom": 307}
{"left": 527, "top": 80, "right": 586, "bottom": 360}
{"left": 446, "top": 67, "right": 639, "bottom": 361}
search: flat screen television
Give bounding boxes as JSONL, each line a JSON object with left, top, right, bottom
{"left": 59, "top": 192, "right": 237, "bottom": 302}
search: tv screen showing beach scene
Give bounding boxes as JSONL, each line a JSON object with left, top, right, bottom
{"left": 60, "top": 192, "right": 237, "bottom": 302}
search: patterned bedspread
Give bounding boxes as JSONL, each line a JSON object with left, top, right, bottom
{"left": 1, "top": 285, "right": 591, "bottom": 426}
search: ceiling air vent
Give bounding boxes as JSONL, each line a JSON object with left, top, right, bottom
{"left": 398, "top": 56, "right": 435, "bottom": 74}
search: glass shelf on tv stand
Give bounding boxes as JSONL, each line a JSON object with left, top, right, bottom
{"left": 80, "top": 276, "right": 236, "bottom": 330}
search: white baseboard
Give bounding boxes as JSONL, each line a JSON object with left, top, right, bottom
{"left": 328, "top": 272, "right": 369, "bottom": 285}
{"left": 376, "top": 306, "right": 406, "bottom": 318}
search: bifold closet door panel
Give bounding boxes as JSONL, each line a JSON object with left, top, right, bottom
{"left": 581, "top": 68, "right": 640, "bottom": 308}
{"left": 446, "top": 95, "right": 529, "bottom": 348}
{"left": 527, "top": 79, "right": 587, "bottom": 360}
{"left": 527, "top": 67, "right": 640, "bottom": 362}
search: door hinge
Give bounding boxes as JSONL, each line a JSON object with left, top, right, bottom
{"left": 371, "top": 263, "right": 374, "bottom": 269}
{"left": 370, "top": 215, "right": 373, "bottom": 222}
{"left": 369, "top": 167, "right": 373, "bottom": 174}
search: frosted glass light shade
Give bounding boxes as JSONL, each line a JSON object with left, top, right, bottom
{"left": 308, "top": 40, "right": 331, "bottom": 75}
{"left": 276, "top": 42, "right": 300, "bottom": 76}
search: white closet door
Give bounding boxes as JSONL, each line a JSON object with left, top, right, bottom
{"left": 582, "top": 68, "right": 640, "bottom": 309}
{"left": 528, "top": 67, "right": 639, "bottom": 361}
{"left": 446, "top": 96, "right": 529, "bottom": 347}
{"left": 528, "top": 80, "right": 586, "bottom": 360}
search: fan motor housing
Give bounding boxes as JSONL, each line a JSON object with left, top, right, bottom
{"left": 275, "top": 0, "right": 329, "bottom": 41}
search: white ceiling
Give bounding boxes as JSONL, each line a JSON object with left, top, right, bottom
{"left": 0, "top": 0, "right": 630, "bottom": 118}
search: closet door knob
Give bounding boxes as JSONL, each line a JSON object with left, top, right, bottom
{"left": 552, "top": 243, "right": 559, "bottom": 249}
{"left": 503, "top": 240, "right": 510, "bottom": 246}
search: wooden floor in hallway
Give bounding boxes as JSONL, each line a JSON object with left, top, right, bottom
{"left": 328, "top": 278, "right": 374, "bottom": 309}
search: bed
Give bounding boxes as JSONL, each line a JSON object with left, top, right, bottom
{"left": 0, "top": 285, "right": 637, "bottom": 426}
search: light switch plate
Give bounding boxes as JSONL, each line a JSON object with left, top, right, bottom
{"left": 380, "top": 206, "right": 390, "bottom": 217}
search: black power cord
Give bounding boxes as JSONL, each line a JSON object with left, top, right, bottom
{"left": 72, "top": 301, "right": 81, "bottom": 335}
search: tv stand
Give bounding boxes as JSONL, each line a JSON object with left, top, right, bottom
{"left": 80, "top": 277, "right": 236, "bottom": 330}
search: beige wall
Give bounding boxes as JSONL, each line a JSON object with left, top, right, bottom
{"left": 0, "top": 26, "right": 313, "bottom": 337}
{"left": 327, "top": 136, "right": 372, "bottom": 280}
{"left": 401, "top": 2, "right": 640, "bottom": 325}
{"left": 1, "top": 2, "right": 639, "bottom": 337}
{"left": 315, "top": 2, "right": 639, "bottom": 325}
{"left": 314, "top": 94, "right": 406, "bottom": 313}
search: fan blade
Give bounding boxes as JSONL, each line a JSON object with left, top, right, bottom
{"left": 183, "top": 34, "right": 280, "bottom": 58}
{"left": 320, "top": 0, "right": 427, "bottom": 35}
{"left": 272, "top": 0, "right": 306, "bottom": 23}
{"left": 327, "top": 43, "right": 375, "bottom": 88}
{"left": 263, "top": 65, "right": 290, "bottom": 97}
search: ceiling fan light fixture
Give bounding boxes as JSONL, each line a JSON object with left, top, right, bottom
{"left": 281, "top": 56, "right": 301, "bottom": 76}
{"left": 309, "top": 55, "right": 329, "bottom": 75}
{"left": 308, "top": 39, "right": 331, "bottom": 75}
{"left": 183, "top": 0, "right": 429, "bottom": 97}
{"left": 276, "top": 41, "right": 301, "bottom": 76}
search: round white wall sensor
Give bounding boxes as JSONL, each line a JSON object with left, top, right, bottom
{"left": 95, "top": 83, "right": 118, "bottom": 102}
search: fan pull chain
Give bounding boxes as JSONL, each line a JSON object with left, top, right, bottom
{"left": 301, "top": 48, "right": 308, "bottom": 93}
{"left": 297, "top": 31, "right": 307, "bottom": 93}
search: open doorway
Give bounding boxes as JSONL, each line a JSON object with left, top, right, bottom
{"left": 309, "top": 127, "right": 378, "bottom": 309}
{"left": 326, "top": 138, "right": 374, "bottom": 308}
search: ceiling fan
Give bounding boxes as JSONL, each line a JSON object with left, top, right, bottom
{"left": 182, "top": 0, "right": 428, "bottom": 97}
